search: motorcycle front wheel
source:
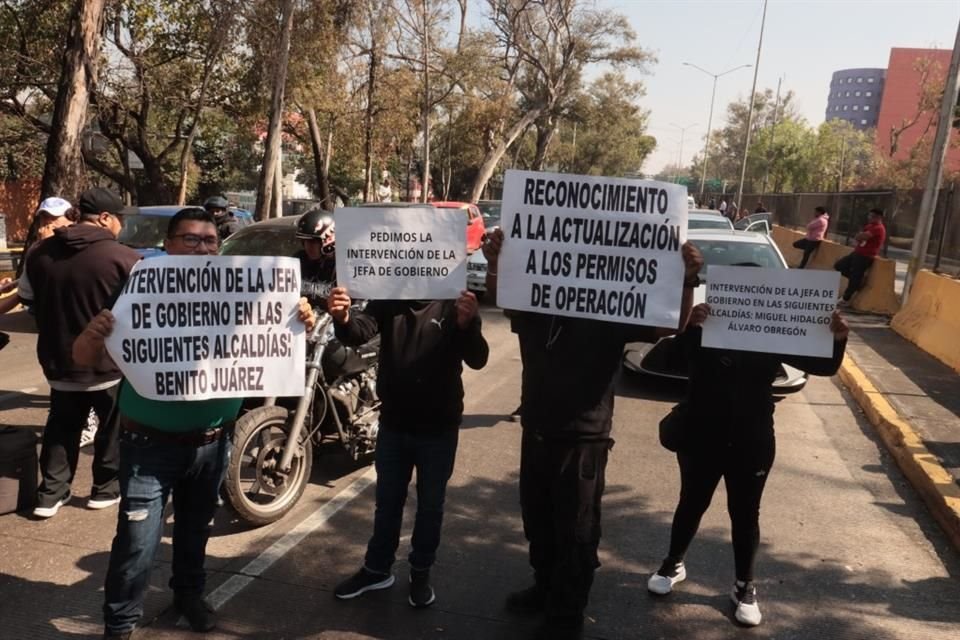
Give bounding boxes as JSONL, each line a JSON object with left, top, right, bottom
{"left": 224, "top": 405, "right": 313, "bottom": 526}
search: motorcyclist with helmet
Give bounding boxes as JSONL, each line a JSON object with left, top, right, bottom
{"left": 295, "top": 208, "right": 338, "bottom": 310}
{"left": 203, "top": 195, "right": 240, "bottom": 241}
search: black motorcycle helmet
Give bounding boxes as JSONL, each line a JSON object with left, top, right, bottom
{"left": 203, "top": 195, "right": 229, "bottom": 214}
{"left": 296, "top": 208, "right": 336, "bottom": 256}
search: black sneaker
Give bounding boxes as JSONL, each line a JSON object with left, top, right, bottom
{"left": 174, "top": 593, "right": 216, "bottom": 632}
{"left": 408, "top": 568, "right": 436, "bottom": 608}
{"left": 731, "top": 580, "right": 762, "bottom": 626}
{"left": 334, "top": 567, "right": 395, "bottom": 599}
{"left": 505, "top": 583, "right": 548, "bottom": 613}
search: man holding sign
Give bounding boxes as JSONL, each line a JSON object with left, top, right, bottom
{"left": 73, "top": 208, "right": 315, "bottom": 639}
{"left": 647, "top": 294, "right": 848, "bottom": 627}
{"left": 486, "top": 170, "right": 701, "bottom": 638}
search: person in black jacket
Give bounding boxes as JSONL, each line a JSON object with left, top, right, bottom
{"left": 293, "top": 209, "right": 337, "bottom": 310}
{"left": 483, "top": 228, "right": 703, "bottom": 640}
{"left": 647, "top": 301, "right": 849, "bottom": 627}
{"left": 327, "top": 286, "right": 489, "bottom": 609}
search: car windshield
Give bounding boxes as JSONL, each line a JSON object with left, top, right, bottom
{"left": 220, "top": 227, "right": 301, "bottom": 257}
{"left": 688, "top": 218, "right": 732, "bottom": 230}
{"left": 696, "top": 240, "right": 784, "bottom": 275}
{"left": 118, "top": 214, "right": 169, "bottom": 249}
{"left": 478, "top": 202, "right": 501, "bottom": 218}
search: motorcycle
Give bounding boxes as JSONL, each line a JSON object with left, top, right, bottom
{"left": 224, "top": 311, "right": 380, "bottom": 526}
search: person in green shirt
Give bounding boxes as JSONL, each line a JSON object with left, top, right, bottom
{"left": 73, "top": 207, "right": 315, "bottom": 639}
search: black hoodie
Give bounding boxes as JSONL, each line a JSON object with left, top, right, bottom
{"left": 334, "top": 300, "right": 489, "bottom": 433}
{"left": 24, "top": 224, "right": 140, "bottom": 386}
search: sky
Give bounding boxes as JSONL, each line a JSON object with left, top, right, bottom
{"left": 597, "top": 0, "right": 960, "bottom": 175}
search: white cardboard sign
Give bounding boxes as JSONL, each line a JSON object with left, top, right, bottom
{"left": 497, "top": 170, "right": 688, "bottom": 327}
{"left": 335, "top": 206, "right": 467, "bottom": 299}
{"left": 105, "top": 255, "right": 306, "bottom": 400}
{"left": 701, "top": 266, "right": 841, "bottom": 357}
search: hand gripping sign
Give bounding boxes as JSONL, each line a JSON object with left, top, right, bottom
{"left": 497, "top": 170, "right": 688, "bottom": 327}
{"left": 335, "top": 205, "right": 467, "bottom": 300}
{"left": 106, "top": 255, "right": 306, "bottom": 401}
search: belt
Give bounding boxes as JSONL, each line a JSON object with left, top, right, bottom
{"left": 122, "top": 418, "right": 232, "bottom": 446}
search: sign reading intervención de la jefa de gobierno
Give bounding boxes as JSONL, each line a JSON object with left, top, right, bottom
{"left": 335, "top": 205, "right": 467, "bottom": 300}
{"left": 701, "top": 266, "right": 841, "bottom": 358}
{"left": 497, "top": 170, "right": 688, "bottom": 328}
{"left": 105, "top": 255, "right": 307, "bottom": 401}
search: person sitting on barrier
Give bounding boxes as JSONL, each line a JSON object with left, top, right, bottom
{"left": 327, "top": 285, "right": 488, "bottom": 610}
{"left": 834, "top": 207, "right": 885, "bottom": 306}
{"left": 792, "top": 206, "right": 829, "bottom": 269}
{"left": 647, "top": 300, "right": 849, "bottom": 627}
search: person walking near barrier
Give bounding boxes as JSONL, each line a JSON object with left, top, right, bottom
{"left": 483, "top": 228, "right": 702, "bottom": 640}
{"left": 75, "top": 207, "right": 316, "bottom": 638}
{"left": 647, "top": 301, "right": 849, "bottom": 627}
{"left": 834, "top": 208, "right": 886, "bottom": 306}
{"left": 328, "top": 286, "right": 489, "bottom": 609}
{"left": 792, "top": 206, "right": 829, "bottom": 269}
{"left": 20, "top": 188, "right": 140, "bottom": 519}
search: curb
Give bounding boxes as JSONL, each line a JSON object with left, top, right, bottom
{"left": 838, "top": 356, "right": 960, "bottom": 552}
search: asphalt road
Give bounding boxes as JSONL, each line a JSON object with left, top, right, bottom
{"left": 1, "top": 306, "right": 958, "bottom": 639}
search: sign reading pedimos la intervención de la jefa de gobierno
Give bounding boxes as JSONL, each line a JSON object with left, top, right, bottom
{"left": 497, "top": 169, "right": 688, "bottom": 328}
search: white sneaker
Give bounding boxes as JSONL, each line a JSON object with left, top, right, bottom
{"left": 731, "top": 581, "right": 762, "bottom": 626}
{"left": 87, "top": 495, "right": 121, "bottom": 510}
{"left": 647, "top": 560, "right": 686, "bottom": 595}
{"left": 33, "top": 493, "right": 70, "bottom": 519}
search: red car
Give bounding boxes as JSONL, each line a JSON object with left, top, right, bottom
{"left": 431, "top": 201, "right": 487, "bottom": 254}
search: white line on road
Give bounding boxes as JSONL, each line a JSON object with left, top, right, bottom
{"left": 206, "top": 467, "right": 377, "bottom": 612}
{"left": 0, "top": 387, "right": 39, "bottom": 404}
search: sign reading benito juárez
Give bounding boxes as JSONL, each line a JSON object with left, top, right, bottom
{"left": 497, "top": 170, "right": 688, "bottom": 328}
{"left": 105, "top": 255, "right": 307, "bottom": 401}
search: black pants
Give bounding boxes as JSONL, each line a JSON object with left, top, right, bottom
{"left": 37, "top": 386, "right": 122, "bottom": 506}
{"left": 834, "top": 252, "right": 874, "bottom": 301}
{"left": 792, "top": 238, "right": 821, "bottom": 269}
{"left": 519, "top": 429, "right": 610, "bottom": 622}
{"left": 665, "top": 436, "right": 775, "bottom": 582}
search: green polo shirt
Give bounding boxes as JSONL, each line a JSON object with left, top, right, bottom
{"left": 118, "top": 380, "right": 243, "bottom": 433}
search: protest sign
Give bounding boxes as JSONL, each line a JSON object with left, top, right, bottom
{"left": 497, "top": 170, "right": 688, "bottom": 327}
{"left": 701, "top": 266, "right": 841, "bottom": 357}
{"left": 335, "top": 205, "right": 466, "bottom": 299}
{"left": 105, "top": 255, "right": 306, "bottom": 401}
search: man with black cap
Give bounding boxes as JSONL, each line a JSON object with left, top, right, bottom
{"left": 203, "top": 195, "right": 240, "bottom": 241}
{"left": 19, "top": 187, "right": 140, "bottom": 518}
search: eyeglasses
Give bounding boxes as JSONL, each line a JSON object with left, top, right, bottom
{"left": 171, "top": 233, "right": 219, "bottom": 249}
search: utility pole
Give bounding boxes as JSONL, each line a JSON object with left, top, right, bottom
{"left": 669, "top": 122, "right": 698, "bottom": 184}
{"left": 735, "top": 0, "right": 768, "bottom": 211}
{"left": 760, "top": 75, "right": 782, "bottom": 197}
{"left": 903, "top": 16, "right": 960, "bottom": 303}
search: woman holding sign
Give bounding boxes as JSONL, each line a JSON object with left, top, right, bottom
{"left": 647, "top": 302, "right": 848, "bottom": 627}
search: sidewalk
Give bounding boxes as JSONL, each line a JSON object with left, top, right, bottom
{"left": 840, "top": 312, "right": 960, "bottom": 550}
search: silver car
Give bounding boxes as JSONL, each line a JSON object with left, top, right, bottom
{"left": 622, "top": 229, "right": 807, "bottom": 393}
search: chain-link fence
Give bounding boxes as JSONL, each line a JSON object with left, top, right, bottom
{"left": 702, "top": 188, "right": 960, "bottom": 270}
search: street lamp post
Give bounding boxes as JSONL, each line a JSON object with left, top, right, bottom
{"left": 669, "top": 122, "right": 698, "bottom": 183}
{"left": 683, "top": 61, "right": 752, "bottom": 203}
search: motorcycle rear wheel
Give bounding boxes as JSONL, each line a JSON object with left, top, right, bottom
{"left": 225, "top": 405, "right": 313, "bottom": 526}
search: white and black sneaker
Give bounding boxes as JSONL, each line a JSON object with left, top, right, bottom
{"left": 731, "top": 580, "right": 762, "bottom": 626}
{"left": 334, "top": 567, "right": 395, "bottom": 599}
{"left": 33, "top": 492, "right": 71, "bottom": 519}
{"left": 647, "top": 559, "right": 686, "bottom": 595}
{"left": 408, "top": 568, "right": 436, "bottom": 608}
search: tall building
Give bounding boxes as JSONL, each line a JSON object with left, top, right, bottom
{"left": 875, "top": 47, "right": 959, "bottom": 172}
{"left": 825, "top": 68, "right": 886, "bottom": 130}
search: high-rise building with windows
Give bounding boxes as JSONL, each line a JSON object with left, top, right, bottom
{"left": 825, "top": 68, "right": 886, "bottom": 130}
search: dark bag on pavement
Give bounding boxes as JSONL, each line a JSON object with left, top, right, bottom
{"left": 658, "top": 402, "right": 691, "bottom": 452}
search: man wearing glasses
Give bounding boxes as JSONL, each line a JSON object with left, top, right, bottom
{"left": 19, "top": 187, "right": 140, "bottom": 519}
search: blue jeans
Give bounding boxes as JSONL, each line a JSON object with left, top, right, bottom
{"left": 364, "top": 427, "right": 459, "bottom": 573}
{"left": 102, "top": 427, "right": 231, "bottom": 634}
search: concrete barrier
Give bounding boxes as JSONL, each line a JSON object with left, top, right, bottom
{"left": 771, "top": 225, "right": 900, "bottom": 315}
{"left": 891, "top": 270, "right": 960, "bottom": 374}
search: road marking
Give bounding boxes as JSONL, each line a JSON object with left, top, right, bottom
{"left": 0, "top": 387, "right": 39, "bottom": 404}
{"left": 205, "top": 467, "right": 377, "bottom": 612}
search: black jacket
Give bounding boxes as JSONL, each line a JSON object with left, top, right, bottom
{"left": 216, "top": 214, "right": 241, "bottom": 241}
{"left": 334, "top": 300, "right": 489, "bottom": 433}
{"left": 24, "top": 225, "right": 140, "bottom": 385}
{"left": 679, "top": 325, "right": 846, "bottom": 446}
{"left": 513, "top": 312, "right": 658, "bottom": 440}
{"left": 296, "top": 250, "right": 336, "bottom": 310}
